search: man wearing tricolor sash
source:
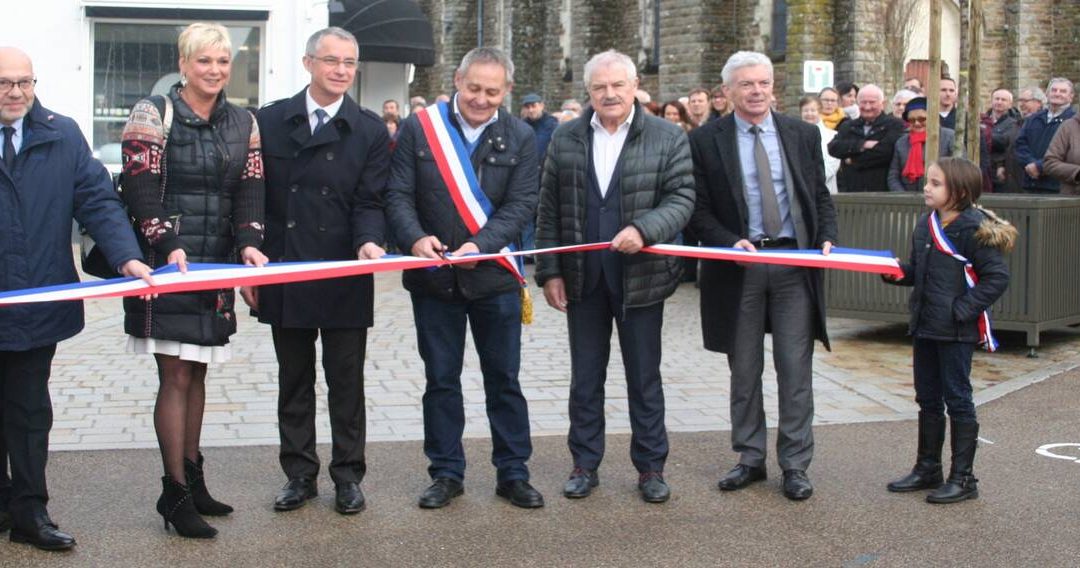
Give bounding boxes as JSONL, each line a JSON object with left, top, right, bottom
{"left": 385, "top": 47, "right": 543, "bottom": 509}
{"left": 536, "top": 50, "right": 695, "bottom": 504}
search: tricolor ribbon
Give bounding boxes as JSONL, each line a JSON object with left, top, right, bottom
{"left": 414, "top": 101, "right": 526, "bottom": 284}
{"left": 0, "top": 243, "right": 901, "bottom": 306}
{"left": 927, "top": 211, "right": 999, "bottom": 352}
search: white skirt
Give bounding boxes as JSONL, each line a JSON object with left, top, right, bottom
{"left": 126, "top": 336, "right": 232, "bottom": 364}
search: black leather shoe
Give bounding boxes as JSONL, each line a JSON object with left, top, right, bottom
{"left": 335, "top": 482, "right": 366, "bottom": 514}
{"left": 496, "top": 479, "right": 545, "bottom": 509}
{"left": 717, "top": 464, "right": 767, "bottom": 491}
{"left": 418, "top": 477, "right": 464, "bottom": 509}
{"left": 9, "top": 515, "right": 76, "bottom": 551}
{"left": 274, "top": 478, "right": 318, "bottom": 512}
{"left": 638, "top": 472, "right": 671, "bottom": 503}
{"left": 563, "top": 467, "right": 599, "bottom": 499}
{"left": 782, "top": 470, "right": 813, "bottom": 501}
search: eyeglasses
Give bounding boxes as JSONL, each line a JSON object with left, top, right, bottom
{"left": 0, "top": 78, "right": 36, "bottom": 94}
{"left": 819, "top": 98, "right": 838, "bottom": 103}
{"left": 1017, "top": 98, "right": 1032, "bottom": 103}
{"left": 309, "top": 56, "right": 358, "bottom": 69}
{"left": 908, "top": 116, "right": 928, "bottom": 124}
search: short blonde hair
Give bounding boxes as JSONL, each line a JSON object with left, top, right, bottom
{"left": 178, "top": 22, "right": 232, "bottom": 61}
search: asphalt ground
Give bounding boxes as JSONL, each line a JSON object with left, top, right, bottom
{"left": 1, "top": 370, "right": 1078, "bottom": 567}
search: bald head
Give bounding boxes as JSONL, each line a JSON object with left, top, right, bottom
{"left": 856, "top": 84, "right": 885, "bottom": 121}
{"left": 0, "top": 47, "right": 35, "bottom": 126}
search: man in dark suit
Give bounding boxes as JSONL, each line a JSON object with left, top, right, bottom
{"left": 828, "top": 84, "right": 907, "bottom": 192}
{"left": 535, "top": 50, "right": 695, "bottom": 504}
{"left": 689, "top": 51, "right": 837, "bottom": 501}
{"left": 246, "top": 27, "right": 390, "bottom": 515}
{"left": 385, "top": 47, "right": 543, "bottom": 510}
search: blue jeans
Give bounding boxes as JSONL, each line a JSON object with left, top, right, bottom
{"left": 411, "top": 291, "right": 532, "bottom": 483}
{"left": 913, "top": 338, "right": 976, "bottom": 422}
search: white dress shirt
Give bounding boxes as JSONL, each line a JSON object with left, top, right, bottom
{"left": 306, "top": 89, "right": 344, "bottom": 134}
{"left": 590, "top": 106, "right": 635, "bottom": 197}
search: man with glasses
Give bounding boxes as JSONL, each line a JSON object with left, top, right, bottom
{"left": 249, "top": 27, "right": 390, "bottom": 515}
{"left": 0, "top": 47, "right": 152, "bottom": 550}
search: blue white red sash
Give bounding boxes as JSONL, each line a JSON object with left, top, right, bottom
{"left": 414, "top": 102, "right": 526, "bottom": 284}
{"left": 0, "top": 244, "right": 901, "bottom": 306}
{"left": 927, "top": 211, "right": 999, "bottom": 352}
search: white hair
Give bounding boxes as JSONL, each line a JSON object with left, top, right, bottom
{"left": 892, "top": 89, "right": 918, "bottom": 105}
{"left": 583, "top": 50, "right": 637, "bottom": 86}
{"left": 721, "top": 51, "right": 773, "bottom": 86}
{"left": 1048, "top": 77, "right": 1075, "bottom": 95}
{"left": 305, "top": 27, "right": 359, "bottom": 58}
{"left": 858, "top": 84, "right": 885, "bottom": 102}
{"left": 1021, "top": 86, "right": 1048, "bottom": 104}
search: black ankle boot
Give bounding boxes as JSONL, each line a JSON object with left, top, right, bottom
{"left": 927, "top": 420, "right": 979, "bottom": 504}
{"left": 888, "top": 412, "right": 946, "bottom": 492}
{"left": 185, "top": 453, "right": 234, "bottom": 516}
{"left": 156, "top": 475, "right": 217, "bottom": 538}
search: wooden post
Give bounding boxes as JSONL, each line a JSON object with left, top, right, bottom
{"left": 965, "top": 0, "right": 984, "bottom": 162}
{"left": 926, "top": 0, "right": 943, "bottom": 164}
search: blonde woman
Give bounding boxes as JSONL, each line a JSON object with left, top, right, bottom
{"left": 120, "top": 22, "right": 267, "bottom": 538}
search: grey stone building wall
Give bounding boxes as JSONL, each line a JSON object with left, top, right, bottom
{"left": 408, "top": 1, "right": 1076, "bottom": 119}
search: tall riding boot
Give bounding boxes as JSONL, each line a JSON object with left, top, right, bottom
{"left": 887, "top": 412, "right": 946, "bottom": 492}
{"left": 156, "top": 475, "right": 217, "bottom": 538}
{"left": 184, "top": 453, "right": 234, "bottom": 516}
{"left": 927, "top": 420, "right": 979, "bottom": 504}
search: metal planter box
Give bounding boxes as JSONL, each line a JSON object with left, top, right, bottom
{"left": 827, "top": 193, "right": 1080, "bottom": 350}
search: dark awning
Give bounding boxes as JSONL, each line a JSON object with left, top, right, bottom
{"left": 329, "top": 0, "right": 435, "bottom": 66}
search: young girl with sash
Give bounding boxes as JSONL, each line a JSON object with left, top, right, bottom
{"left": 883, "top": 157, "right": 1015, "bottom": 504}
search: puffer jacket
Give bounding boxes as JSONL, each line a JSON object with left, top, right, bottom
{"left": 534, "top": 103, "right": 696, "bottom": 309}
{"left": 890, "top": 206, "right": 1016, "bottom": 342}
{"left": 121, "top": 86, "right": 261, "bottom": 345}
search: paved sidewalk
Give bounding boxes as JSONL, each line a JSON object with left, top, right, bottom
{"left": 48, "top": 268, "right": 1080, "bottom": 451}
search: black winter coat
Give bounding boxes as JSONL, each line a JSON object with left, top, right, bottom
{"left": 890, "top": 207, "right": 1014, "bottom": 342}
{"left": 829, "top": 112, "right": 907, "bottom": 192}
{"left": 385, "top": 103, "right": 538, "bottom": 301}
{"left": 689, "top": 112, "right": 838, "bottom": 353}
{"left": 534, "top": 104, "right": 696, "bottom": 308}
{"left": 122, "top": 87, "right": 262, "bottom": 346}
{"left": 255, "top": 89, "right": 389, "bottom": 328}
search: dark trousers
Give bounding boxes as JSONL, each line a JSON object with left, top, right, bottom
{"left": 411, "top": 291, "right": 531, "bottom": 484}
{"left": 913, "top": 338, "right": 976, "bottom": 422}
{"left": 0, "top": 344, "right": 57, "bottom": 525}
{"left": 272, "top": 326, "right": 368, "bottom": 485}
{"left": 567, "top": 280, "right": 668, "bottom": 474}
{"left": 727, "top": 263, "right": 816, "bottom": 472}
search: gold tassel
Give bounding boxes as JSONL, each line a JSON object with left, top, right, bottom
{"left": 520, "top": 286, "right": 533, "bottom": 325}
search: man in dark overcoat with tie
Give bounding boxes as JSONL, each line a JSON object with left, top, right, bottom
{"left": 689, "top": 51, "right": 837, "bottom": 501}
{"left": 247, "top": 27, "right": 390, "bottom": 515}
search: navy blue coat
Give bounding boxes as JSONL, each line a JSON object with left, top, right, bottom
{"left": 0, "top": 100, "right": 142, "bottom": 350}
{"left": 1015, "top": 107, "right": 1077, "bottom": 192}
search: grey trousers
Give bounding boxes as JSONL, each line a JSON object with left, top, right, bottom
{"left": 727, "top": 262, "right": 815, "bottom": 472}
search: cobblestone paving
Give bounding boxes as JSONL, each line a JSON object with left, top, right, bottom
{"left": 47, "top": 268, "right": 1080, "bottom": 451}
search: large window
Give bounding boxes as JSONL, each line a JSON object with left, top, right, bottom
{"left": 91, "top": 22, "right": 261, "bottom": 169}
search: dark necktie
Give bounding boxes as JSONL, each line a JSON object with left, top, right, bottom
{"left": 749, "top": 125, "right": 782, "bottom": 239}
{"left": 2, "top": 126, "right": 14, "bottom": 172}
{"left": 313, "top": 109, "right": 328, "bottom": 135}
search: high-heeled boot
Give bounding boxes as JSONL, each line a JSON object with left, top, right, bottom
{"left": 185, "top": 453, "right": 234, "bottom": 516}
{"left": 156, "top": 475, "right": 217, "bottom": 538}
{"left": 926, "top": 420, "right": 980, "bottom": 504}
{"left": 887, "top": 412, "right": 946, "bottom": 492}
